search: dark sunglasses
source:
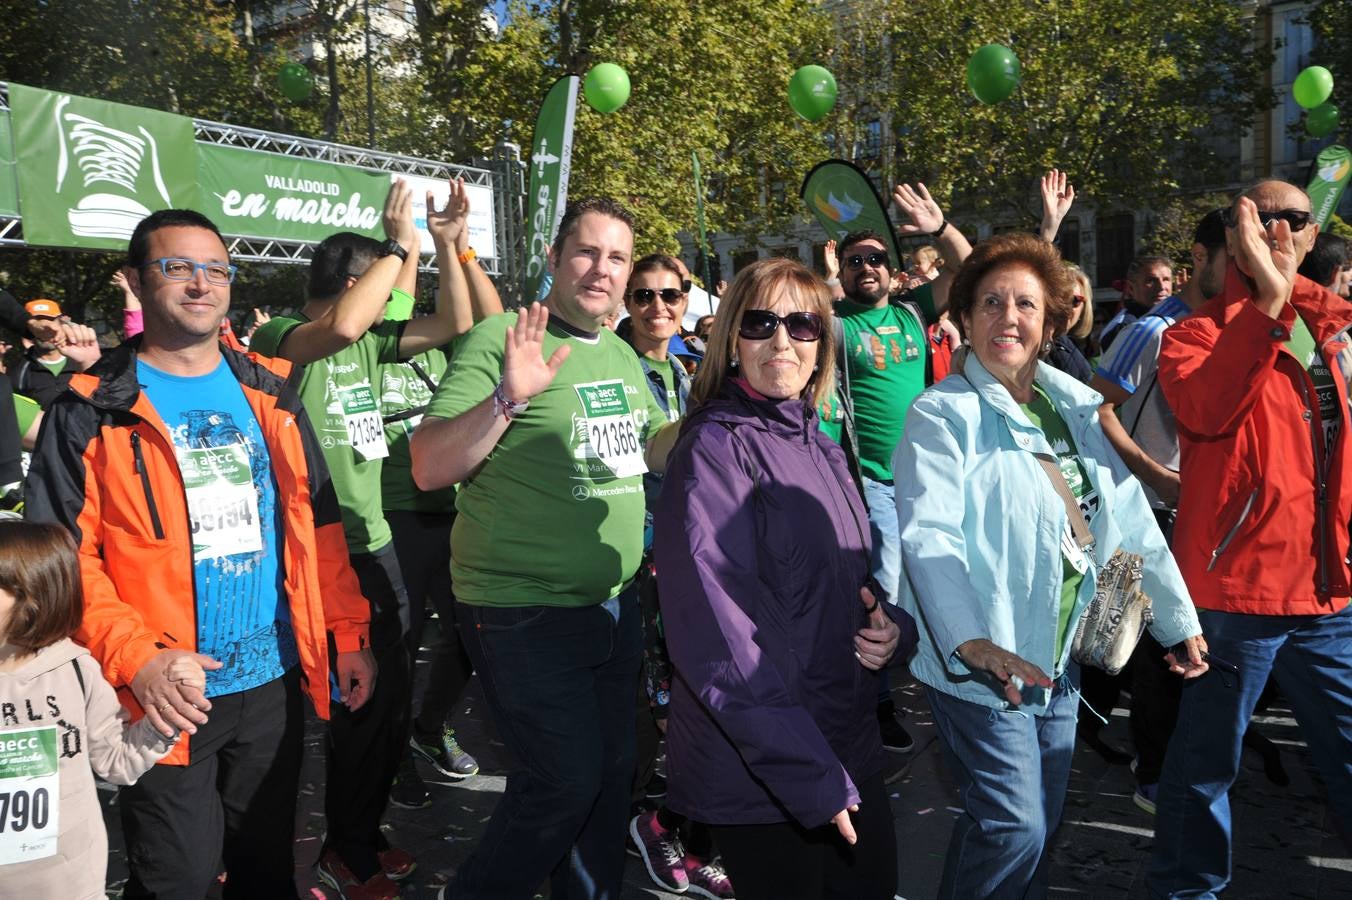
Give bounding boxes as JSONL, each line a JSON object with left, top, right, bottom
{"left": 844, "top": 252, "right": 890, "bottom": 270}
{"left": 628, "top": 287, "right": 685, "bottom": 305}
{"left": 738, "top": 309, "right": 824, "bottom": 342}
{"left": 1223, "top": 207, "right": 1314, "bottom": 232}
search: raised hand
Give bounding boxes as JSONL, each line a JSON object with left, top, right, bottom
{"left": 1230, "top": 197, "right": 1298, "bottom": 317}
{"left": 112, "top": 270, "right": 140, "bottom": 309}
{"left": 854, "top": 585, "right": 899, "bottom": 670}
{"left": 381, "top": 178, "right": 416, "bottom": 251}
{"left": 502, "top": 302, "right": 571, "bottom": 402}
{"left": 427, "top": 177, "right": 470, "bottom": 251}
{"left": 955, "top": 638, "right": 1052, "bottom": 706}
{"left": 1039, "top": 169, "right": 1075, "bottom": 241}
{"left": 893, "top": 182, "right": 946, "bottom": 236}
{"left": 824, "top": 239, "right": 840, "bottom": 281}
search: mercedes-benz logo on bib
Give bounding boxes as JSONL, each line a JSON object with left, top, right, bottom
{"left": 572, "top": 484, "right": 590, "bottom": 501}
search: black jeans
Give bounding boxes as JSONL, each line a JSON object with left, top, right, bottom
{"left": 452, "top": 590, "right": 642, "bottom": 900}
{"left": 121, "top": 668, "right": 303, "bottom": 899}
{"left": 709, "top": 772, "right": 897, "bottom": 900}
{"left": 386, "top": 509, "right": 473, "bottom": 732}
{"left": 325, "top": 544, "right": 411, "bottom": 880}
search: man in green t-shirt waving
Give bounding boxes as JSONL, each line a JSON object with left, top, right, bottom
{"left": 834, "top": 183, "right": 972, "bottom": 753}
{"left": 412, "top": 198, "right": 668, "bottom": 900}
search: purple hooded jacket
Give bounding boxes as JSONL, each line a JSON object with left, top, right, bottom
{"left": 654, "top": 380, "right": 897, "bottom": 828}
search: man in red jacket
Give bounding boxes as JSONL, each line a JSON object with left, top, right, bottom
{"left": 1149, "top": 180, "right": 1352, "bottom": 896}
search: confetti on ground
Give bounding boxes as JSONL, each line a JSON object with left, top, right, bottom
{"left": 946, "top": 806, "right": 963, "bottom": 813}
{"left": 917, "top": 807, "right": 934, "bottom": 815}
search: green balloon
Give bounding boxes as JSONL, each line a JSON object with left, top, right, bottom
{"left": 967, "top": 44, "right": 1022, "bottom": 104}
{"left": 787, "top": 65, "right": 838, "bottom": 122}
{"left": 278, "top": 63, "right": 313, "bottom": 103}
{"left": 584, "top": 63, "right": 631, "bottom": 114}
{"left": 1293, "top": 66, "right": 1334, "bottom": 110}
{"left": 1307, "top": 103, "right": 1340, "bottom": 138}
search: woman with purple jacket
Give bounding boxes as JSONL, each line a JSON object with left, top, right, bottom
{"left": 654, "top": 258, "right": 912, "bottom": 900}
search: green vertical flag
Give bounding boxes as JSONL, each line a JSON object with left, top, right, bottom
{"left": 9, "top": 83, "right": 200, "bottom": 250}
{"left": 800, "top": 160, "right": 901, "bottom": 270}
{"left": 692, "top": 152, "right": 714, "bottom": 290}
{"left": 524, "top": 76, "right": 580, "bottom": 304}
{"left": 0, "top": 109, "right": 18, "bottom": 216}
{"left": 1307, "top": 145, "right": 1352, "bottom": 229}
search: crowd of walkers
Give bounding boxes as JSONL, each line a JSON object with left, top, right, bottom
{"left": 0, "top": 166, "right": 1349, "bottom": 900}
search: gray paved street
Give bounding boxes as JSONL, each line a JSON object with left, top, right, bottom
{"left": 103, "top": 660, "right": 1352, "bottom": 898}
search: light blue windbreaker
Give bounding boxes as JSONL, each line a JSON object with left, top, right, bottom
{"left": 893, "top": 352, "right": 1201, "bottom": 716}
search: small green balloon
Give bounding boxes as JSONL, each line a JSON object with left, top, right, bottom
{"left": 1307, "top": 103, "right": 1340, "bottom": 138}
{"left": 1293, "top": 66, "right": 1334, "bottom": 110}
{"left": 787, "top": 65, "right": 838, "bottom": 122}
{"left": 967, "top": 44, "right": 1022, "bottom": 105}
{"left": 584, "top": 63, "right": 631, "bottom": 114}
{"left": 278, "top": 63, "right": 313, "bottom": 103}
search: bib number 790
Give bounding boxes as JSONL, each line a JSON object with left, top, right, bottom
{"left": 0, "top": 788, "right": 50, "bottom": 833}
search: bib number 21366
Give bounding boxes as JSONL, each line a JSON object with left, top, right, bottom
{"left": 574, "top": 380, "right": 646, "bottom": 480}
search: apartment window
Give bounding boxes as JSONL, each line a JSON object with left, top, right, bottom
{"left": 733, "top": 249, "right": 759, "bottom": 274}
{"left": 1058, "top": 218, "right": 1081, "bottom": 266}
{"left": 1096, "top": 213, "right": 1136, "bottom": 288}
{"left": 771, "top": 246, "right": 801, "bottom": 262}
{"left": 857, "top": 119, "right": 882, "bottom": 160}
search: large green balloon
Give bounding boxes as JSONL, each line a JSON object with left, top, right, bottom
{"left": 584, "top": 63, "right": 631, "bottom": 114}
{"left": 1307, "top": 103, "right": 1340, "bottom": 138}
{"left": 787, "top": 65, "right": 838, "bottom": 122}
{"left": 967, "top": 44, "right": 1022, "bottom": 104}
{"left": 1293, "top": 66, "right": 1334, "bottom": 110}
{"left": 278, "top": 63, "right": 313, "bottom": 103}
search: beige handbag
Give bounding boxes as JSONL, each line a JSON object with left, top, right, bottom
{"left": 1035, "top": 445, "right": 1153, "bottom": 676}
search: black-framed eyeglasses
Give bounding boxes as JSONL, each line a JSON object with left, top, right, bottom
{"left": 738, "top": 309, "right": 823, "bottom": 342}
{"left": 1223, "top": 207, "right": 1314, "bottom": 232}
{"left": 628, "top": 287, "right": 685, "bottom": 305}
{"left": 844, "top": 252, "right": 889, "bottom": 270}
{"left": 143, "top": 257, "right": 237, "bottom": 285}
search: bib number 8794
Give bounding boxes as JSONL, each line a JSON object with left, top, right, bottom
{"left": 0, "top": 789, "right": 50, "bottom": 833}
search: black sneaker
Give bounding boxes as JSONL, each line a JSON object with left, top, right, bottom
{"left": 877, "top": 703, "right": 915, "bottom": 754}
{"left": 410, "top": 726, "right": 480, "bottom": 779}
{"left": 643, "top": 772, "right": 667, "bottom": 801}
{"left": 389, "top": 767, "right": 432, "bottom": 809}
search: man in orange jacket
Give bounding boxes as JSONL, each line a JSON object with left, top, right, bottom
{"left": 1149, "top": 180, "right": 1352, "bottom": 896}
{"left": 24, "top": 208, "right": 376, "bottom": 899}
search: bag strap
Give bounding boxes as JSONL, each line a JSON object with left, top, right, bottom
{"left": 956, "top": 361, "right": 1094, "bottom": 550}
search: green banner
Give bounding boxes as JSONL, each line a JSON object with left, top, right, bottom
{"left": 525, "top": 75, "right": 579, "bottom": 303}
{"left": 9, "top": 83, "right": 199, "bottom": 250}
{"left": 196, "top": 145, "right": 386, "bottom": 243}
{"left": 0, "top": 109, "right": 18, "bottom": 217}
{"left": 1307, "top": 144, "right": 1352, "bottom": 229}
{"left": 800, "top": 160, "right": 901, "bottom": 270}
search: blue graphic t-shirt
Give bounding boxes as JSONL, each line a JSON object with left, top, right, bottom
{"left": 137, "top": 357, "right": 297, "bottom": 697}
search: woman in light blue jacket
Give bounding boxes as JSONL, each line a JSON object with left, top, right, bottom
{"left": 893, "top": 233, "right": 1208, "bottom": 899}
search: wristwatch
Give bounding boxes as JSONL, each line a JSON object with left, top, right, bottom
{"left": 379, "top": 239, "right": 408, "bottom": 262}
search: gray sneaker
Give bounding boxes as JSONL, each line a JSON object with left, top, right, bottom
{"left": 410, "top": 726, "right": 480, "bottom": 779}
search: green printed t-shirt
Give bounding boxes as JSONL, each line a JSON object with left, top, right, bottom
{"left": 380, "top": 346, "right": 457, "bottom": 513}
{"left": 251, "top": 315, "right": 402, "bottom": 553}
{"left": 837, "top": 283, "right": 934, "bottom": 481}
{"left": 425, "top": 312, "right": 667, "bottom": 608}
{"left": 818, "top": 387, "right": 845, "bottom": 444}
{"left": 1021, "top": 385, "right": 1096, "bottom": 654}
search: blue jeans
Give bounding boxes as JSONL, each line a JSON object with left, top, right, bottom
{"left": 452, "top": 590, "right": 642, "bottom": 900}
{"left": 1147, "top": 604, "right": 1352, "bottom": 898}
{"left": 926, "top": 670, "right": 1080, "bottom": 900}
{"left": 861, "top": 477, "right": 901, "bottom": 603}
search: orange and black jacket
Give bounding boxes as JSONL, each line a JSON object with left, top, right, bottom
{"left": 25, "top": 338, "right": 370, "bottom": 765}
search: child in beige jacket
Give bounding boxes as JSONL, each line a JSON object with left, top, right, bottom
{"left": 0, "top": 521, "right": 186, "bottom": 899}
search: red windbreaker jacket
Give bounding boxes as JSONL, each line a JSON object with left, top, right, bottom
{"left": 1160, "top": 264, "right": 1352, "bottom": 614}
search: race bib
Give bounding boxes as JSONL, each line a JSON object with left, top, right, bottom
{"left": 339, "top": 383, "right": 389, "bottom": 461}
{"left": 0, "top": 726, "right": 59, "bottom": 865}
{"left": 574, "top": 380, "right": 647, "bottom": 479}
{"left": 180, "top": 444, "right": 263, "bottom": 560}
